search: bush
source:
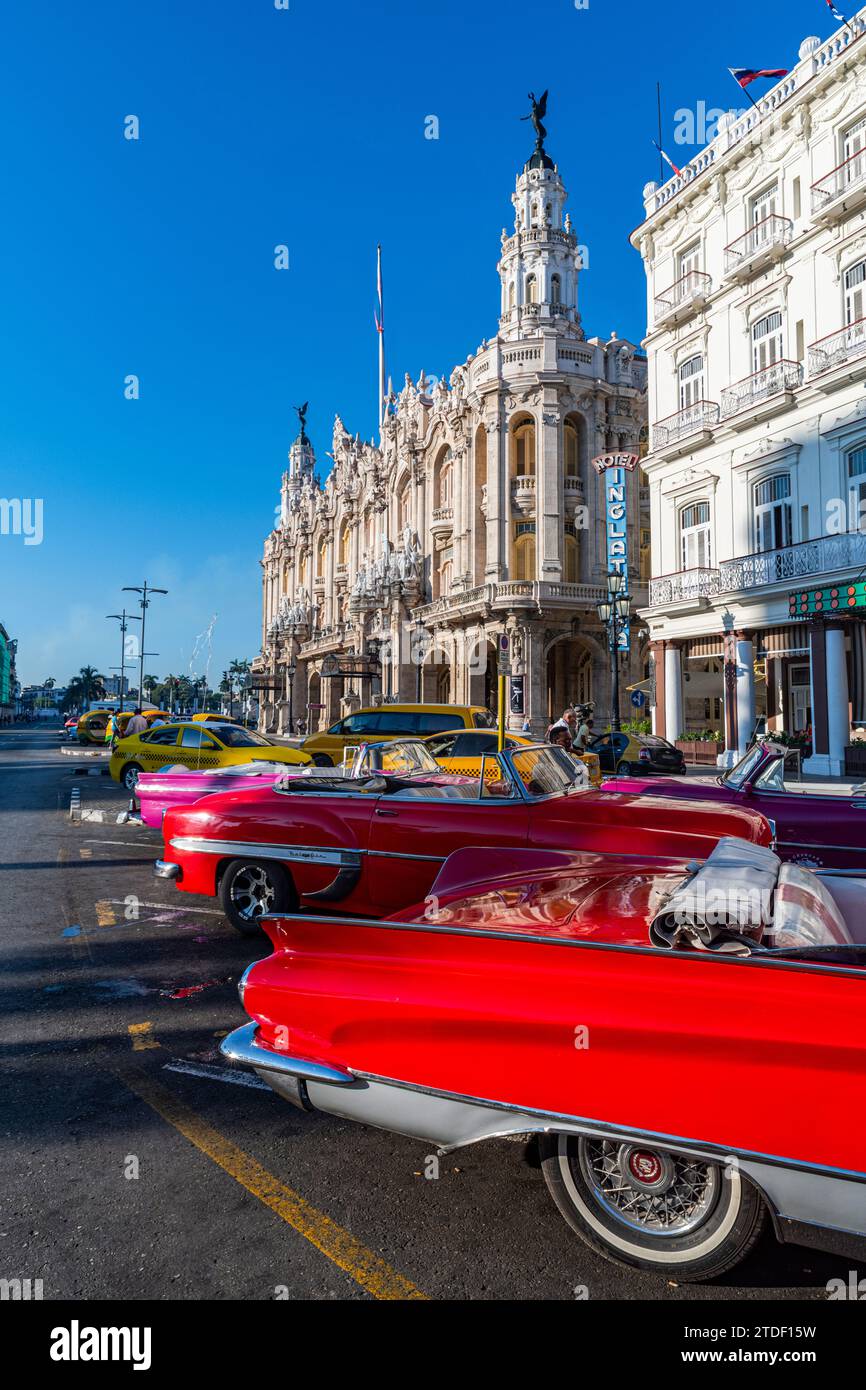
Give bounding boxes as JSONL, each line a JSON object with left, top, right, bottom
{"left": 677, "top": 728, "right": 723, "bottom": 743}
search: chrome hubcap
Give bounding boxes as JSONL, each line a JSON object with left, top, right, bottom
{"left": 579, "top": 1139, "right": 718, "bottom": 1237}
{"left": 231, "top": 866, "right": 275, "bottom": 920}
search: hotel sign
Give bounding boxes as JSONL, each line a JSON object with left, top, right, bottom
{"left": 789, "top": 581, "right": 866, "bottom": 617}
{"left": 592, "top": 452, "right": 638, "bottom": 653}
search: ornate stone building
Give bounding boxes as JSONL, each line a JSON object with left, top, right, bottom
{"left": 255, "top": 139, "right": 650, "bottom": 734}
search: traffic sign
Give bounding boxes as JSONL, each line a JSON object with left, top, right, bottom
{"left": 630, "top": 690, "right": 646, "bottom": 709}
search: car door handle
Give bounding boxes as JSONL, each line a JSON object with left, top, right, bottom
{"left": 375, "top": 807, "right": 398, "bottom": 817}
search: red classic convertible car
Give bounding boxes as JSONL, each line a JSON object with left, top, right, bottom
{"left": 154, "top": 744, "right": 772, "bottom": 934}
{"left": 603, "top": 739, "right": 866, "bottom": 870}
{"left": 221, "top": 837, "right": 866, "bottom": 1281}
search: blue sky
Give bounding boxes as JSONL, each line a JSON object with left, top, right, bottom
{"left": 0, "top": 0, "right": 845, "bottom": 687}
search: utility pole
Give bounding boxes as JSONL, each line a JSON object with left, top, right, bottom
{"left": 106, "top": 609, "right": 141, "bottom": 713}
{"left": 122, "top": 581, "right": 168, "bottom": 706}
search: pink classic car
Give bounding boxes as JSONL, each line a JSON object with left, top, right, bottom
{"left": 602, "top": 740, "right": 866, "bottom": 871}
{"left": 135, "top": 738, "right": 458, "bottom": 829}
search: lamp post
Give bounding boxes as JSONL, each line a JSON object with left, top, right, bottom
{"left": 106, "top": 609, "right": 140, "bottom": 713}
{"left": 122, "top": 582, "right": 167, "bottom": 706}
{"left": 596, "top": 571, "right": 630, "bottom": 733}
{"left": 286, "top": 660, "right": 297, "bottom": 734}
{"left": 414, "top": 613, "right": 426, "bottom": 702}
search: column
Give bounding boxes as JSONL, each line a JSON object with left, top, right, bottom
{"left": 650, "top": 640, "right": 666, "bottom": 738}
{"left": 538, "top": 400, "right": 562, "bottom": 581}
{"left": 804, "top": 623, "right": 830, "bottom": 776}
{"left": 735, "top": 632, "right": 755, "bottom": 760}
{"left": 826, "top": 623, "right": 850, "bottom": 775}
{"left": 765, "top": 655, "right": 779, "bottom": 733}
{"left": 485, "top": 413, "right": 504, "bottom": 578}
{"left": 664, "top": 643, "right": 683, "bottom": 746}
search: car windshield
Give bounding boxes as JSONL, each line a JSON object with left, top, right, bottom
{"left": 371, "top": 740, "right": 441, "bottom": 775}
{"left": 723, "top": 744, "right": 769, "bottom": 791}
{"left": 508, "top": 745, "right": 585, "bottom": 798}
{"left": 213, "top": 726, "right": 270, "bottom": 748}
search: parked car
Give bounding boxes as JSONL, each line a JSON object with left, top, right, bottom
{"left": 154, "top": 742, "right": 772, "bottom": 935}
{"left": 423, "top": 727, "right": 603, "bottom": 788}
{"left": 221, "top": 836, "right": 866, "bottom": 1282}
{"left": 603, "top": 737, "right": 866, "bottom": 870}
{"left": 590, "top": 730, "right": 686, "bottom": 776}
{"left": 110, "top": 720, "right": 312, "bottom": 792}
{"left": 135, "top": 738, "right": 455, "bottom": 829}
{"left": 301, "top": 703, "right": 496, "bottom": 766}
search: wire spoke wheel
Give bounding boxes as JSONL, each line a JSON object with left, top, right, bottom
{"left": 579, "top": 1140, "right": 718, "bottom": 1237}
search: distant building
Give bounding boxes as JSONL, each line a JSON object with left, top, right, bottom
{"left": 0, "top": 625, "right": 16, "bottom": 716}
{"left": 631, "top": 16, "right": 866, "bottom": 773}
{"left": 102, "top": 675, "right": 130, "bottom": 697}
{"left": 255, "top": 139, "right": 649, "bottom": 734}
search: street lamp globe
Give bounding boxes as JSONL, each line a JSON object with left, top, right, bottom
{"left": 597, "top": 601, "right": 612, "bottom": 624}
{"left": 607, "top": 571, "right": 625, "bottom": 596}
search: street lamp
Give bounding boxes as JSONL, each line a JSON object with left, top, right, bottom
{"left": 596, "top": 572, "right": 631, "bottom": 733}
{"left": 286, "top": 660, "right": 297, "bottom": 735}
{"left": 122, "top": 582, "right": 167, "bottom": 707}
{"left": 414, "top": 613, "right": 426, "bottom": 702}
{"left": 106, "top": 609, "right": 141, "bottom": 713}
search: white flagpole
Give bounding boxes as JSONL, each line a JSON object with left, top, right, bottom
{"left": 377, "top": 244, "right": 385, "bottom": 436}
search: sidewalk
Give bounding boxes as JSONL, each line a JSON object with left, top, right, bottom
{"left": 681, "top": 764, "right": 860, "bottom": 796}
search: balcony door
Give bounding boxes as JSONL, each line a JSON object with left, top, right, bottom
{"left": 678, "top": 354, "right": 704, "bottom": 412}
{"left": 680, "top": 500, "right": 712, "bottom": 570}
{"left": 845, "top": 260, "right": 866, "bottom": 329}
{"left": 754, "top": 474, "right": 792, "bottom": 554}
{"left": 752, "top": 311, "right": 783, "bottom": 373}
{"left": 847, "top": 445, "right": 866, "bottom": 533}
{"left": 843, "top": 116, "right": 866, "bottom": 188}
{"left": 751, "top": 185, "right": 778, "bottom": 247}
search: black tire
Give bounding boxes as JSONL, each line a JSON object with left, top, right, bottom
{"left": 616, "top": 760, "right": 631, "bottom": 776}
{"left": 539, "top": 1134, "right": 766, "bottom": 1282}
{"left": 218, "top": 858, "right": 296, "bottom": 937}
{"left": 121, "top": 762, "right": 143, "bottom": 792}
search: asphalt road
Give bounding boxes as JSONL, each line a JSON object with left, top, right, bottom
{"left": 0, "top": 726, "right": 850, "bottom": 1302}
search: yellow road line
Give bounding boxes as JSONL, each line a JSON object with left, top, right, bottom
{"left": 127, "top": 1022, "right": 160, "bottom": 1052}
{"left": 79, "top": 847, "right": 92, "bottom": 859}
{"left": 96, "top": 900, "right": 117, "bottom": 927}
{"left": 116, "top": 1068, "right": 427, "bottom": 1301}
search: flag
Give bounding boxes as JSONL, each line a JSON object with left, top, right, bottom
{"left": 825, "top": 1, "right": 848, "bottom": 22}
{"left": 728, "top": 66, "right": 789, "bottom": 89}
{"left": 651, "top": 138, "right": 682, "bottom": 178}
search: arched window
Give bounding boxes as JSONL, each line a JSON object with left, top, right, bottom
{"left": 510, "top": 417, "right": 536, "bottom": 477}
{"left": 508, "top": 281, "right": 516, "bottom": 310}
{"left": 434, "top": 447, "right": 453, "bottom": 509}
{"left": 752, "top": 310, "right": 783, "bottom": 371}
{"left": 316, "top": 538, "right": 327, "bottom": 578}
{"left": 339, "top": 524, "right": 351, "bottom": 566}
{"left": 680, "top": 500, "right": 712, "bottom": 569}
{"left": 513, "top": 521, "right": 537, "bottom": 580}
{"left": 754, "top": 475, "right": 792, "bottom": 552}
{"left": 437, "top": 546, "right": 453, "bottom": 598}
{"left": 563, "top": 419, "right": 580, "bottom": 476}
{"left": 399, "top": 485, "right": 411, "bottom": 530}
{"left": 525, "top": 273, "right": 538, "bottom": 304}
{"left": 298, "top": 552, "right": 308, "bottom": 588}
{"left": 551, "top": 273, "right": 562, "bottom": 305}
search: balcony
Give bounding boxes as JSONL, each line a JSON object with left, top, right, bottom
{"left": 720, "top": 359, "right": 803, "bottom": 426}
{"left": 649, "top": 568, "right": 721, "bottom": 611}
{"left": 653, "top": 270, "right": 712, "bottom": 327}
{"left": 724, "top": 216, "right": 793, "bottom": 281}
{"left": 511, "top": 474, "right": 536, "bottom": 516}
{"left": 414, "top": 579, "right": 605, "bottom": 625}
{"left": 807, "top": 317, "right": 866, "bottom": 387}
{"left": 811, "top": 148, "right": 866, "bottom": 224}
{"left": 719, "top": 532, "right": 866, "bottom": 593}
{"left": 652, "top": 401, "right": 719, "bottom": 458}
{"left": 564, "top": 475, "right": 585, "bottom": 512}
{"left": 430, "top": 505, "right": 454, "bottom": 537}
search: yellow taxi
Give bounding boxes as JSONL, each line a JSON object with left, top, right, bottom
{"left": 109, "top": 720, "right": 311, "bottom": 792}
{"left": 301, "top": 703, "right": 496, "bottom": 767}
{"left": 423, "top": 728, "right": 603, "bottom": 788}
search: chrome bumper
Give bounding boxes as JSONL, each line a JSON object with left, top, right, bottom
{"left": 219, "top": 1021, "right": 354, "bottom": 1085}
{"left": 154, "top": 859, "right": 182, "bottom": 881}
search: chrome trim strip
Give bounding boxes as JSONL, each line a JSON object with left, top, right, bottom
{"left": 366, "top": 849, "right": 446, "bottom": 863}
{"left": 776, "top": 838, "right": 866, "bottom": 855}
{"left": 169, "top": 836, "right": 360, "bottom": 868}
{"left": 343, "top": 1068, "right": 866, "bottom": 1185}
{"left": 219, "top": 1022, "right": 355, "bottom": 1085}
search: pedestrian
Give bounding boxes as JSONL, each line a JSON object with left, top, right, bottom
{"left": 521, "top": 716, "right": 531, "bottom": 734}
{"left": 548, "top": 725, "right": 573, "bottom": 752}
{"left": 547, "top": 708, "right": 577, "bottom": 747}
{"left": 125, "top": 708, "right": 147, "bottom": 737}
{"left": 574, "top": 711, "right": 591, "bottom": 753}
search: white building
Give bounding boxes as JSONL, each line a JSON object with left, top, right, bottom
{"left": 255, "top": 135, "right": 649, "bottom": 734}
{"left": 631, "top": 13, "right": 866, "bottom": 774}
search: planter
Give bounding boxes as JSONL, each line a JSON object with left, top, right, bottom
{"left": 844, "top": 743, "right": 866, "bottom": 778}
{"left": 676, "top": 739, "right": 723, "bottom": 766}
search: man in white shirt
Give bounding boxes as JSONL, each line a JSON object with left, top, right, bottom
{"left": 125, "top": 709, "right": 147, "bottom": 737}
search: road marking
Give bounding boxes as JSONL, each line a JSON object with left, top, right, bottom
{"left": 96, "top": 900, "right": 117, "bottom": 927}
{"left": 128, "top": 1022, "right": 161, "bottom": 1051}
{"left": 116, "top": 1069, "right": 427, "bottom": 1301}
{"left": 105, "top": 898, "right": 223, "bottom": 916}
{"left": 163, "top": 1060, "right": 271, "bottom": 1091}
{"left": 79, "top": 847, "right": 93, "bottom": 859}
{"left": 84, "top": 838, "right": 150, "bottom": 847}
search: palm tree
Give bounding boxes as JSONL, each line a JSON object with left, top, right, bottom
{"left": 76, "top": 666, "right": 105, "bottom": 703}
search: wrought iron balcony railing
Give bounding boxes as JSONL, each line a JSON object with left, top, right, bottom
{"left": 720, "top": 359, "right": 802, "bottom": 418}
{"left": 724, "top": 215, "right": 792, "bottom": 275}
{"left": 811, "top": 147, "right": 866, "bottom": 214}
{"left": 652, "top": 400, "right": 719, "bottom": 449}
{"left": 649, "top": 568, "right": 721, "bottom": 607}
{"left": 807, "top": 317, "right": 866, "bottom": 377}
{"left": 653, "top": 270, "right": 712, "bottom": 323}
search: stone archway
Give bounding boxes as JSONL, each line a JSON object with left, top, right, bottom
{"left": 544, "top": 633, "right": 604, "bottom": 722}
